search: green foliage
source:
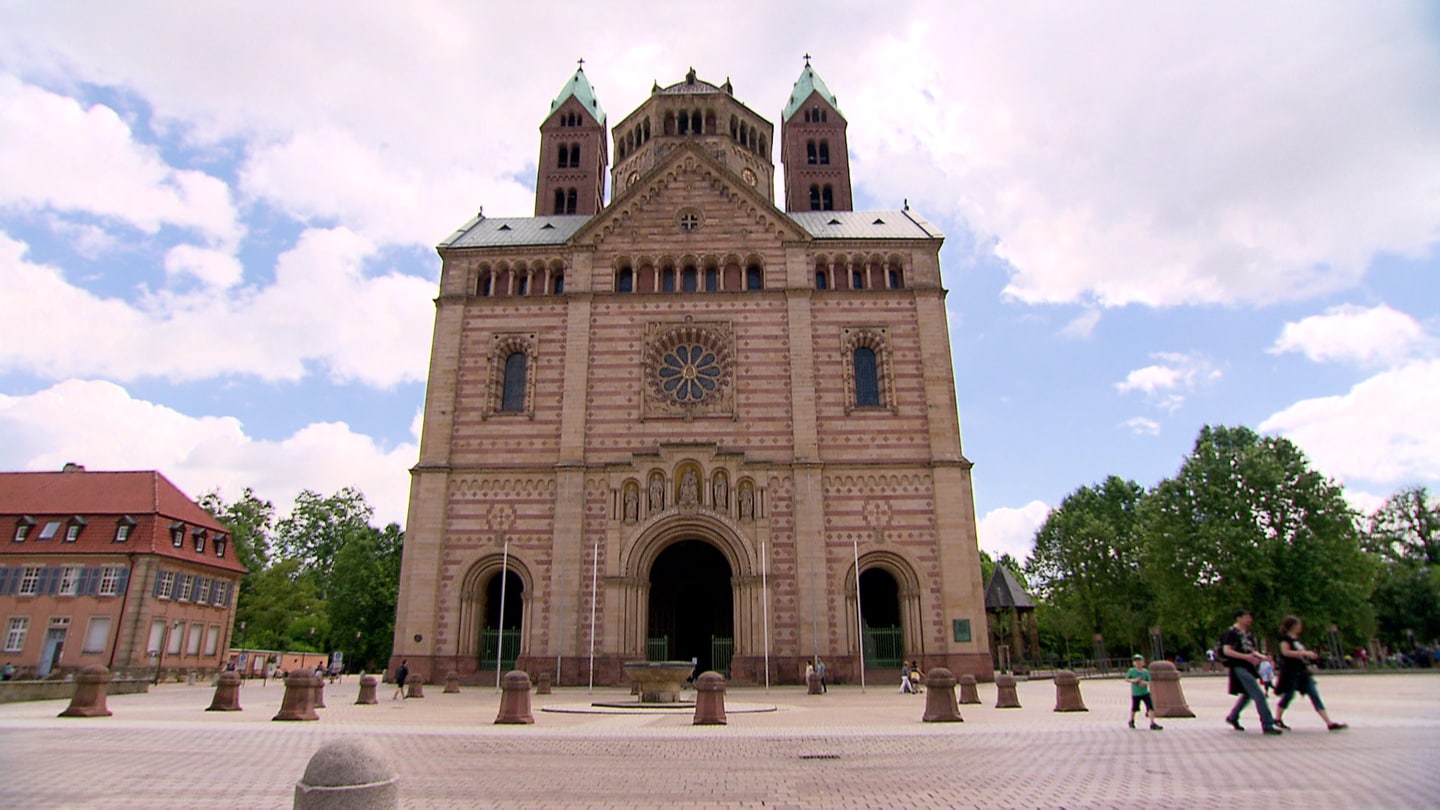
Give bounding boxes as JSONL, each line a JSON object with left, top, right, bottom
{"left": 232, "top": 558, "right": 328, "bottom": 651}
{"left": 198, "top": 487, "right": 274, "bottom": 574}
{"left": 1371, "top": 561, "right": 1440, "bottom": 647}
{"left": 273, "top": 487, "right": 375, "bottom": 600}
{"left": 1139, "top": 425, "right": 1375, "bottom": 652}
{"left": 325, "top": 522, "right": 404, "bottom": 670}
{"left": 1367, "top": 486, "right": 1440, "bottom": 566}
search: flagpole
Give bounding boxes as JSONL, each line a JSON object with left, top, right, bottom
{"left": 588, "top": 536, "right": 599, "bottom": 694}
{"left": 853, "top": 535, "right": 866, "bottom": 692}
{"left": 495, "top": 538, "right": 509, "bottom": 693}
{"left": 762, "top": 539, "right": 771, "bottom": 694}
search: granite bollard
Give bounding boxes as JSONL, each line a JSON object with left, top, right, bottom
{"left": 59, "top": 665, "right": 113, "bottom": 717}
{"left": 313, "top": 676, "right": 327, "bottom": 709}
{"left": 535, "top": 671, "right": 552, "bottom": 695}
{"left": 273, "top": 670, "right": 319, "bottom": 721}
{"left": 995, "top": 672, "right": 1022, "bottom": 708}
{"left": 355, "top": 674, "right": 378, "bottom": 705}
{"left": 405, "top": 674, "right": 425, "bottom": 699}
{"left": 922, "top": 667, "right": 963, "bottom": 723}
{"left": 1149, "top": 660, "right": 1196, "bottom": 718}
{"left": 693, "top": 671, "right": 727, "bottom": 725}
{"left": 1053, "top": 670, "right": 1087, "bottom": 712}
{"left": 207, "top": 670, "right": 243, "bottom": 711}
{"left": 495, "top": 670, "right": 534, "bottom": 724}
{"left": 958, "top": 673, "right": 981, "bottom": 704}
{"left": 293, "top": 737, "right": 398, "bottom": 810}
{"left": 444, "top": 670, "right": 460, "bottom": 693}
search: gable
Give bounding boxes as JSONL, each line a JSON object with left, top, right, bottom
{"left": 571, "top": 143, "right": 811, "bottom": 253}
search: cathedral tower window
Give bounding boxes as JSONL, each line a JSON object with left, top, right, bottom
{"left": 662, "top": 266, "right": 676, "bottom": 292}
{"left": 691, "top": 110, "right": 702, "bottom": 133}
{"left": 705, "top": 266, "right": 718, "bottom": 292}
{"left": 682, "top": 265, "right": 698, "bottom": 292}
{"left": 815, "top": 270, "right": 828, "bottom": 290}
{"left": 501, "top": 352, "right": 527, "bottom": 412}
{"left": 819, "top": 140, "right": 830, "bottom": 164}
{"left": 854, "top": 347, "right": 880, "bottom": 407}
{"left": 807, "top": 140, "right": 817, "bottom": 164}
{"left": 809, "top": 184, "right": 821, "bottom": 210}
{"left": 665, "top": 111, "right": 675, "bottom": 135}
{"left": 851, "top": 268, "right": 864, "bottom": 289}
{"left": 566, "top": 188, "right": 577, "bottom": 214}
{"left": 842, "top": 328, "right": 893, "bottom": 412}
{"left": 553, "top": 272, "right": 565, "bottom": 294}
{"left": 517, "top": 275, "right": 529, "bottom": 296}
{"left": 822, "top": 185, "right": 835, "bottom": 211}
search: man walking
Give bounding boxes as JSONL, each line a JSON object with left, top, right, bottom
{"left": 1221, "top": 610, "right": 1281, "bottom": 735}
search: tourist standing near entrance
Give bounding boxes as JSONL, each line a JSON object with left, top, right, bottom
{"left": 805, "top": 661, "right": 815, "bottom": 688}
{"left": 1274, "top": 616, "right": 1347, "bottom": 731}
{"left": 1221, "top": 609, "right": 1281, "bottom": 735}
{"left": 1126, "top": 654, "right": 1162, "bottom": 730}
{"left": 392, "top": 660, "right": 409, "bottom": 701}
{"left": 816, "top": 659, "right": 828, "bottom": 693}
{"left": 899, "top": 661, "right": 915, "bottom": 693}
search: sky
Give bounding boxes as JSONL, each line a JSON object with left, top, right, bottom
{"left": 1, "top": 2, "right": 1438, "bottom": 563}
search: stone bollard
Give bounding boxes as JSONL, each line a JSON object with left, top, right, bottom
{"left": 59, "top": 665, "right": 114, "bottom": 717}
{"left": 958, "top": 673, "right": 981, "bottom": 704}
{"left": 807, "top": 670, "right": 823, "bottom": 695}
{"left": 293, "top": 737, "right": 398, "bottom": 810}
{"left": 495, "top": 670, "right": 535, "bottom": 724}
{"left": 922, "top": 667, "right": 964, "bottom": 723}
{"left": 355, "top": 674, "right": 378, "bottom": 705}
{"left": 631, "top": 679, "right": 641, "bottom": 696}
{"left": 207, "top": 670, "right": 243, "bottom": 711}
{"left": 995, "top": 672, "right": 1022, "bottom": 708}
{"left": 1149, "top": 660, "right": 1196, "bottom": 718}
{"left": 274, "top": 670, "right": 320, "bottom": 721}
{"left": 693, "top": 671, "right": 727, "bottom": 725}
{"left": 405, "top": 674, "right": 425, "bottom": 699}
{"left": 444, "top": 670, "right": 460, "bottom": 693}
{"left": 187, "top": 671, "right": 197, "bottom": 686}
{"left": 535, "top": 671, "right": 552, "bottom": 695}
{"left": 1053, "top": 670, "right": 1088, "bottom": 712}
{"left": 313, "top": 677, "right": 327, "bottom": 709}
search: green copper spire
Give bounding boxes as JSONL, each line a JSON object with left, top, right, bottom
{"left": 782, "top": 55, "right": 841, "bottom": 122}
{"left": 549, "top": 61, "right": 606, "bottom": 126}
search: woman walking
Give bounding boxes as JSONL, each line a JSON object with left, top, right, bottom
{"left": 1274, "top": 616, "right": 1346, "bottom": 731}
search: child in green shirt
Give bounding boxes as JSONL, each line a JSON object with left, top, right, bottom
{"left": 1127, "top": 654, "right": 1162, "bottom": 730}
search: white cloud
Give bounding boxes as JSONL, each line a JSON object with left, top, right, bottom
{"left": 0, "top": 379, "right": 415, "bottom": 525}
{"left": 1259, "top": 360, "right": 1440, "bottom": 487}
{"left": 977, "top": 500, "right": 1050, "bottom": 562}
{"left": 1122, "top": 417, "right": 1161, "bottom": 436}
{"left": 0, "top": 76, "right": 239, "bottom": 246}
{"left": 1116, "top": 351, "right": 1220, "bottom": 411}
{"left": 0, "top": 229, "right": 434, "bottom": 387}
{"left": 1057, "top": 308, "right": 1101, "bottom": 340}
{"left": 1270, "top": 304, "right": 1433, "bottom": 366}
{"left": 849, "top": 4, "right": 1440, "bottom": 308}
{"left": 164, "top": 244, "right": 244, "bottom": 289}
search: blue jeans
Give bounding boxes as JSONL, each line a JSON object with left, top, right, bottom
{"left": 1278, "top": 671, "right": 1326, "bottom": 712}
{"left": 1226, "top": 666, "right": 1275, "bottom": 729}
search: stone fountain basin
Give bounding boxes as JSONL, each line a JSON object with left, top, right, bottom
{"left": 622, "top": 661, "right": 695, "bottom": 703}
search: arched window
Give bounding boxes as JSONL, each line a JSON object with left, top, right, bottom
{"left": 553, "top": 272, "right": 564, "bottom": 294}
{"left": 760, "top": 135, "right": 767, "bottom": 154}
{"left": 705, "top": 267, "right": 718, "bottom": 292}
{"left": 819, "top": 141, "right": 830, "bottom": 165}
{"left": 888, "top": 268, "right": 902, "bottom": 289}
{"left": 501, "top": 352, "right": 527, "bottom": 412}
{"left": 569, "top": 144, "right": 580, "bottom": 166}
{"left": 678, "top": 112, "right": 689, "bottom": 134}
{"left": 854, "top": 347, "right": 880, "bottom": 407}
{"left": 516, "top": 275, "right": 528, "bottom": 296}
{"left": 807, "top": 140, "right": 818, "bottom": 164}
{"left": 565, "top": 189, "right": 577, "bottom": 214}
{"left": 557, "top": 143, "right": 570, "bottom": 168}
{"left": 661, "top": 268, "right": 675, "bottom": 292}
{"left": 691, "top": 111, "right": 701, "bottom": 133}
{"left": 746, "top": 263, "right": 763, "bottom": 290}
{"left": 665, "top": 111, "right": 676, "bottom": 135}
{"left": 809, "top": 185, "right": 821, "bottom": 211}
{"left": 553, "top": 189, "right": 565, "bottom": 215}
{"left": 618, "top": 267, "right": 634, "bottom": 293}
{"left": 822, "top": 185, "right": 835, "bottom": 211}
{"left": 730, "top": 116, "right": 738, "bottom": 138}
{"left": 852, "top": 269, "right": 864, "bottom": 289}
{"left": 643, "top": 118, "right": 650, "bottom": 140}
{"left": 682, "top": 266, "right": 698, "bottom": 292}
{"left": 815, "top": 270, "right": 828, "bottom": 290}
{"left": 479, "top": 273, "right": 492, "bottom": 296}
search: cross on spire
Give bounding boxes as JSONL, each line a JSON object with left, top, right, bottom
{"left": 803, "top": 53, "right": 812, "bottom": 67}
{"left": 577, "top": 57, "right": 585, "bottom": 70}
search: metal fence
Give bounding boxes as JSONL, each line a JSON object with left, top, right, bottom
{"left": 863, "top": 627, "right": 904, "bottom": 668}
{"left": 478, "top": 628, "right": 520, "bottom": 670}
{"left": 646, "top": 636, "right": 670, "bottom": 661}
{"left": 711, "top": 636, "right": 733, "bottom": 677}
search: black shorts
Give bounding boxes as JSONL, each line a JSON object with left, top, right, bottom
{"left": 1131, "top": 693, "right": 1154, "bottom": 712}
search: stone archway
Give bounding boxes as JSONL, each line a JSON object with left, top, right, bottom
{"left": 457, "top": 555, "right": 533, "bottom": 669}
{"left": 844, "top": 550, "right": 925, "bottom": 669}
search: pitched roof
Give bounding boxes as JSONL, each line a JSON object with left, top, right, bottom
{"left": 783, "top": 62, "right": 843, "bottom": 122}
{"left": 439, "top": 214, "right": 591, "bottom": 249}
{"left": 0, "top": 468, "right": 247, "bottom": 574}
{"left": 548, "top": 66, "right": 606, "bottom": 126}
{"left": 789, "top": 209, "right": 944, "bottom": 240}
{"left": 984, "top": 566, "right": 1036, "bottom": 610}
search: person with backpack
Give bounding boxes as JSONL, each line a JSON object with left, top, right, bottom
{"left": 1220, "top": 609, "right": 1282, "bottom": 735}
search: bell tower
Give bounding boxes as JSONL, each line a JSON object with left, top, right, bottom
{"left": 780, "top": 56, "right": 852, "bottom": 212}
{"left": 535, "top": 63, "right": 608, "bottom": 216}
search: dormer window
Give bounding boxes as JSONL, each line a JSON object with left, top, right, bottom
{"left": 215, "top": 535, "right": 228, "bottom": 559}
{"left": 13, "top": 516, "right": 35, "bottom": 543}
{"left": 192, "top": 527, "right": 207, "bottom": 553}
{"left": 37, "top": 520, "right": 62, "bottom": 541}
{"left": 170, "top": 521, "right": 185, "bottom": 548}
{"left": 114, "top": 516, "right": 136, "bottom": 543}
{"left": 65, "top": 516, "right": 87, "bottom": 543}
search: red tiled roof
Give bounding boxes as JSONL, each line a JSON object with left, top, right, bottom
{"left": 0, "top": 469, "right": 247, "bottom": 574}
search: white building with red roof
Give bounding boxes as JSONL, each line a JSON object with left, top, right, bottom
{"left": 0, "top": 464, "right": 246, "bottom": 680}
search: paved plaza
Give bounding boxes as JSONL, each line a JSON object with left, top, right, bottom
{"left": 1, "top": 671, "right": 1436, "bottom": 808}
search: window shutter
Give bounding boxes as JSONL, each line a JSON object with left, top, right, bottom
{"left": 115, "top": 567, "right": 130, "bottom": 595}
{"left": 81, "top": 567, "right": 101, "bottom": 596}
{"left": 152, "top": 569, "right": 165, "bottom": 597}
{"left": 0, "top": 567, "right": 12, "bottom": 596}
{"left": 41, "top": 566, "right": 62, "bottom": 595}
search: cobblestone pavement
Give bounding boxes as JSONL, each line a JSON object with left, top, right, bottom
{"left": 1, "top": 671, "right": 1436, "bottom": 808}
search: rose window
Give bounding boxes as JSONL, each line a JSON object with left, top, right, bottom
{"left": 657, "top": 344, "right": 721, "bottom": 402}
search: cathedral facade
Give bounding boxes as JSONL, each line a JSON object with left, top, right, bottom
{"left": 392, "top": 62, "right": 991, "bottom": 685}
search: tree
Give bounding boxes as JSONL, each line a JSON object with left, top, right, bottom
{"left": 325, "top": 523, "right": 404, "bottom": 671}
{"left": 1367, "top": 486, "right": 1440, "bottom": 565}
{"left": 1026, "top": 476, "right": 1151, "bottom": 654}
{"left": 198, "top": 488, "right": 274, "bottom": 574}
{"left": 1140, "top": 425, "right": 1375, "bottom": 653}
{"left": 273, "top": 487, "right": 375, "bottom": 599}
{"left": 231, "top": 558, "right": 328, "bottom": 652}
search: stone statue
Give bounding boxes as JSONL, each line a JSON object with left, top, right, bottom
{"left": 739, "top": 484, "right": 754, "bottom": 520}
{"left": 679, "top": 469, "right": 699, "bottom": 507}
{"left": 649, "top": 476, "right": 664, "bottom": 511}
{"left": 713, "top": 475, "right": 728, "bottom": 510}
{"left": 624, "top": 485, "right": 638, "bottom": 522}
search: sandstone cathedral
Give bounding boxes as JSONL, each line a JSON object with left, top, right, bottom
{"left": 391, "top": 61, "right": 991, "bottom": 685}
